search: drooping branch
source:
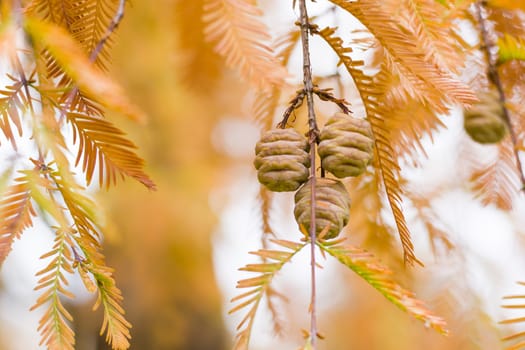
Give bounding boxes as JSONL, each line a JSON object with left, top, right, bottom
{"left": 474, "top": 1, "right": 525, "bottom": 192}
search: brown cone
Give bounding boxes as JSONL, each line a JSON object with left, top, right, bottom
{"left": 464, "top": 90, "right": 507, "bottom": 144}
{"left": 254, "top": 128, "right": 310, "bottom": 192}
{"left": 294, "top": 177, "right": 351, "bottom": 240}
{"left": 318, "top": 113, "right": 374, "bottom": 178}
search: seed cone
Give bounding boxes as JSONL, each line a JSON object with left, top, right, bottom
{"left": 464, "top": 90, "right": 507, "bottom": 144}
{"left": 254, "top": 128, "right": 310, "bottom": 192}
{"left": 318, "top": 113, "right": 374, "bottom": 178}
{"left": 294, "top": 177, "right": 351, "bottom": 240}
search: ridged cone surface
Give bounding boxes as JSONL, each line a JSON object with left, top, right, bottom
{"left": 318, "top": 113, "right": 374, "bottom": 178}
{"left": 254, "top": 128, "right": 310, "bottom": 192}
{"left": 464, "top": 90, "right": 507, "bottom": 144}
{"left": 294, "top": 177, "right": 351, "bottom": 240}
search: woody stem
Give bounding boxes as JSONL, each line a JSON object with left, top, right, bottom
{"left": 298, "top": 0, "right": 319, "bottom": 346}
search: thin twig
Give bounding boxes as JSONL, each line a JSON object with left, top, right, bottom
{"left": 277, "top": 89, "right": 306, "bottom": 128}
{"left": 313, "top": 87, "right": 351, "bottom": 114}
{"left": 297, "top": 0, "right": 319, "bottom": 346}
{"left": 89, "top": 0, "right": 126, "bottom": 63}
{"left": 474, "top": 2, "right": 525, "bottom": 192}
{"left": 277, "top": 87, "right": 350, "bottom": 129}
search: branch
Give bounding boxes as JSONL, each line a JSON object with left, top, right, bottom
{"left": 297, "top": 0, "right": 319, "bottom": 346}
{"left": 474, "top": 1, "right": 525, "bottom": 192}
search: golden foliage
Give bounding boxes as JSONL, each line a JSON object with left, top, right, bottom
{"left": 67, "top": 112, "right": 155, "bottom": 189}
{"left": 49, "top": 167, "right": 132, "bottom": 349}
{"left": 26, "top": 0, "right": 117, "bottom": 68}
{"left": 2, "top": 0, "right": 525, "bottom": 349}
{"left": 330, "top": 0, "right": 476, "bottom": 112}
{"left": 91, "top": 264, "right": 131, "bottom": 350}
{"left": 0, "top": 173, "right": 36, "bottom": 267}
{"left": 401, "top": 0, "right": 466, "bottom": 73}
{"left": 313, "top": 25, "right": 422, "bottom": 266}
{"left": 202, "top": 0, "right": 288, "bottom": 92}
{"left": 469, "top": 139, "right": 521, "bottom": 210}
{"left": 31, "top": 227, "right": 77, "bottom": 350}
{"left": 26, "top": 0, "right": 119, "bottom": 116}
{"left": 0, "top": 73, "right": 32, "bottom": 149}
{"left": 24, "top": 17, "right": 146, "bottom": 123}
{"left": 501, "top": 282, "right": 525, "bottom": 350}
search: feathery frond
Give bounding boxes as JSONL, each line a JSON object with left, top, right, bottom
{"left": 498, "top": 34, "right": 525, "bottom": 64}
{"left": 49, "top": 166, "right": 101, "bottom": 243}
{"left": 91, "top": 264, "right": 132, "bottom": 350}
{"left": 408, "top": 190, "right": 455, "bottom": 257}
{"left": 501, "top": 281, "right": 525, "bottom": 350}
{"left": 317, "top": 239, "right": 448, "bottom": 334}
{"left": 0, "top": 73, "right": 31, "bottom": 149}
{"left": 253, "top": 90, "right": 281, "bottom": 131}
{"left": 314, "top": 25, "right": 421, "bottom": 266}
{"left": 66, "top": 0, "right": 119, "bottom": 70}
{"left": 364, "top": 69, "right": 423, "bottom": 266}
{"left": 275, "top": 27, "right": 301, "bottom": 68}
{"left": 24, "top": 17, "right": 146, "bottom": 122}
{"left": 401, "top": 0, "right": 466, "bottom": 73}
{"left": 31, "top": 227, "right": 77, "bottom": 350}
{"left": 252, "top": 30, "right": 300, "bottom": 128}
{"left": 313, "top": 25, "right": 443, "bottom": 159}
{"left": 203, "top": 0, "right": 287, "bottom": 92}
{"left": 230, "top": 239, "right": 306, "bottom": 350}
{"left": 67, "top": 112, "right": 155, "bottom": 189}
{"left": 25, "top": 0, "right": 72, "bottom": 28}
{"left": 49, "top": 167, "right": 131, "bottom": 349}
{"left": 27, "top": 0, "right": 119, "bottom": 115}
{"left": 330, "top": 0, "right": 476, "bottom": 112}
{"left": 0, "top": 172, "right": 36, "bottom": 267}
{"left": 258, "top": 186, "right": 274, "bottom": 238}
{"left": 469, "top": 139, "right": 521, "bottom": 210}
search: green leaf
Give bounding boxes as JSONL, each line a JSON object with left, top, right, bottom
{"left": 498, "top": 34, "right": 525, "bottom": 65}
{"left": 31, "top": 227, "right": 76, "bottom": 350}
{"left": 230, "top": 241, "right": 306, "bottom": 350}
{"left": 317, "top": 241, "right": 449, "bottom": 335}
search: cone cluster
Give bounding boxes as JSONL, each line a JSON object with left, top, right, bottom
{"left": 464, "top": 90, "right": 507, "bottom": 144}
{"left": 253, "top": 113, "right": 374, "bottom": 239}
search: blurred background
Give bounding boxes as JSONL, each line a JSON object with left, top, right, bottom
{"left": 1, "top": 1, "right": 525, "bottom": 350}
